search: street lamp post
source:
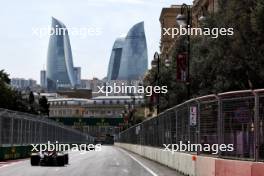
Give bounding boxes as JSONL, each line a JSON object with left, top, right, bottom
{"left": 151, "top": 52, "right": 160, "bottom": 115}
{"left": 198, "top": 6, "right": 207, "bottom": 23}
{"left": 176, "top": 3, "right": 192, "bottom": 99}
{"left": 130, "top": 94, "right": 136, "bottom": 125}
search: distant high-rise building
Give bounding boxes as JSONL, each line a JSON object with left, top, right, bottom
{"left": 107, "top": 22, "right": 148, "bottom": 81}
{"left": 74, "top": 67, "right": 81, "bottom": 86}
{"left": 46, "top": 17, "right": 76, "bottom": 91}
{"left": 118, "top": 22, "right": 148, "bottom": 80}
{"left": 40, "top": 70, "right": 47, "bottom": 89}
{"left": 11, "top": 78, "right": 37, "bottom": 90}
{"left": 80, "top": 79, "right": 89, "bottom": 89}
{"left": 80, "top": 78, "right": 105, "bottom": 97}
{"left": 107, "top": 38, "right": 125, "bottom": 80}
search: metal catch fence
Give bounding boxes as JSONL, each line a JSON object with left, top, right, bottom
{"left": 117, "top": 89, "right": 264, "bottom": 161}
{"left": 0, "top": 108, "right": 93, "bottom": 147}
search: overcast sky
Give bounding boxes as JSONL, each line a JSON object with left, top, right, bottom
{"left": 0, "top": 0, "right": 192, "bottom": 83}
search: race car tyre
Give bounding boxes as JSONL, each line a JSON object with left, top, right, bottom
{"left": 30, "top": 155, "right": 40, "bottom": 166}
{"left": 57, "top": 156, "right": 65, "bottom": 166}
{"left": 64, "top": 154, "right": 69, "bottom": 165}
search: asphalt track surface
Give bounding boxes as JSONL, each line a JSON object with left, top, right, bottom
{"left": 0, "top": 146, "right": 183, "bottom": 176}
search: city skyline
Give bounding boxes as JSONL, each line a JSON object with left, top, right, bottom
{"left": 1, "top": 1, "right": 264, "bottom": 175}
{"left": 0, "top": 0, "right": 192, "bottom": 83}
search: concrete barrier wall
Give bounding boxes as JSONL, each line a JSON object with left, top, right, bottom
{"left": 115, "top": 143, "right": 196, "bottom": 176}
{"left": 196, "top": 155, "right": 216, "bottom": 176}
{"left": 115, "top": 143, "right": 264, "bottom": 176}
{"left": 252, "top": 163, "right": 264, "bottom": 176}
{"left": 215, "top": 159, "right": 252, "bottom": 176}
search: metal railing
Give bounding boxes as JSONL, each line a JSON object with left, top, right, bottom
{"left": 0, "top": 108, "right": 94, "bottom": 147}
{"left": 117, "top": 89, "right": 264, "bottom": 161}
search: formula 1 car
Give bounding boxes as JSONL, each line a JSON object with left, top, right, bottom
{"left": 31, "top": 151, "right": 69, "bottom": 166}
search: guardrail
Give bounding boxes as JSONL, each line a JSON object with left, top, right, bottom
{"left": 117, "top": 89, "right": 264, "bottom": 162}
{"left": 0, "top": 108, "right": 94, "bottom": 147}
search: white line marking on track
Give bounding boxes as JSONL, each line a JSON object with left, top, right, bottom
{"left": 122, "top": 168, "right": 129, "bottom": 173}
{"left": 118, "top": 148, "right": 158, "bottom": 176}
{"left": 113, "top": 158, "right": 120, "bottom": 166}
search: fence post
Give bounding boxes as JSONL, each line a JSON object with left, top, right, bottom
{"left": 0, "top": 112, "right": 2, "bottom": 146}
{"left": 216, "top": 95, "right": 223, "bottom": 158}
{"left": 28, "top": 121, "right": 31, "bottom": 144}
{"left": 175, "top": 109, "right": 178, "bottom": 144}
{"left": 196, "top": 99, "right": 201, "bottom": 155}
{"left": 170, "top": 111, "right": 172, "bottom": 146}
{"left": 139, "top": 124, "right": 142, "bottom": 145}
{"left": 187, "top": 103, "right": 191, "bottom": 143}
{"left": 34, "top": 120, "right": 37, "bottom": 144}
{"left": 253, "top": 90, "right": 259, "bottom": 161}
{"left": 20, "top": 118, "right": 23, "bottom": 145}
{"left": 10, "top": 114, "right": 14, "bottom": 146}
{"left": 155, "top": 118, "right": 158, "bottom": 146}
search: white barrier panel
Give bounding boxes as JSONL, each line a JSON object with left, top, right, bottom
{"left": 115, "top": 143, "right": 264, "bottom": 176}
{"left": 115, "top": 143, "right": 195, "bottom": 176}
{"left": 196, "top": 155, "right": 216, "bottom": 176}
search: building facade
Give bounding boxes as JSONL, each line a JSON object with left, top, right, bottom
{"left": 46, "top": 17, "right": 77, "bottom": 91}
{"left": 48, "top": 97, "right": 133, "bottom": 138}
{"left": 48, "top": 96, "right": 144, "bottom": 136}
{"left": 49, "top": 96, "right": 144, "bottom": 118}
{"left": 159, "top": 5, "right": 181, "bottom": 60}
{"left": 57, "top": 89, "right": 92, "bottom": 99}
{"left": 159, "top": 1, "right": 219, "bottom": 63}
{"left": 80, "top": 78, "right": 105, "bottom": 97}
{"left": 49, "top": 98, "right": 88, "bottom": 117}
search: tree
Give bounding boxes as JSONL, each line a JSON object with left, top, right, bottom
{"left": 0, "top": 70, "right": 14, "bottom": 109}
{"left": 29, "top": 91, "right": 35, "bottom": 104}
{"left": 145, "top": 0, "right": 264, "bottom": 114}
{"left": 144, "top": 49, "right": 188, "bottom": 113}
{"left": 39, "top": 96, "right": 49, "bottom": 116}
{"left": 0, "top": 70, "right": 10, "bottom": 84}
{"left": 190, "top": 0, "right": 264, "bottom": 96}
{"left": 0, "top": 70, "right": 41, "bottom": 114}
{"left": 28, "top": 91, "right": 37, "bottom": 114}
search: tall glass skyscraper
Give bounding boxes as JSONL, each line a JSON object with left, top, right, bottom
{"left": 46, "top": 17, "right": 76, "bottom": 91}
{"left": 107, "top": 22, "right": 148, "bottom": 80}
{"left": 107, "top": 37, "right": 125, "bottom": 80}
